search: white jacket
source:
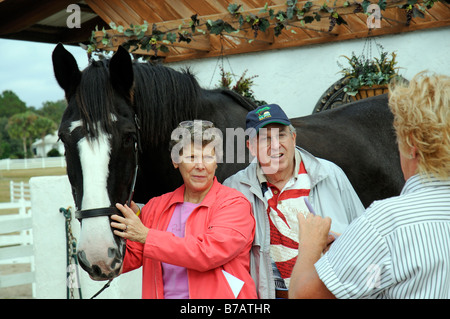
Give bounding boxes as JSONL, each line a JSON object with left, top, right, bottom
{"left": 223, "top": 147, "right": 365, "bottom": 298}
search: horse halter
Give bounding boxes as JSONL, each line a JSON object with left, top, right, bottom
{"left": 75, "top": 114, "right": 141, "bottom": 222}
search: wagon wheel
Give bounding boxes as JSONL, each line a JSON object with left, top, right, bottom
{"left": 312, "top": 77, "right": 355, "bottom": 113}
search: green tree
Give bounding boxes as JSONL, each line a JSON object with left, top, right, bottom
{"left": 0, "top": 90, "right": 27, "bottom": 118}
{"left": 37, "top": 100, "right": 66, "bottom": 123}
{"left": 31, "top": 115, "right": 57, "bottom": 154}
{"left": 0, "top": 117, "right": 21, "bottom": 158}
{"left": 6, "top": 111, "right": 39, "bottom": 158}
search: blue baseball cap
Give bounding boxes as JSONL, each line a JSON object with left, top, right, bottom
{"left": 246, "top": 104, "right": 291, "bottom": 137}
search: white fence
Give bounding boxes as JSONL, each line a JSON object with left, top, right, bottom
{"left": 1, "top": 178, "right": 141, "bottom": 298}
{"left": 0, "top": 157, "right": 66, "bottom": 170}
{"left": 0, "top": 182, "right": 34, "bottom": 295}
{"left": 10, "top": 181, "right": 31, "bottom": 202}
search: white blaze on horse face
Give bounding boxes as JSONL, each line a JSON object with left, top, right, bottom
{"left": 75, "top": 123, "right": 120, "bottom": 276}
{"left": 79, "top": 132, "right": 111, "bottom": 209}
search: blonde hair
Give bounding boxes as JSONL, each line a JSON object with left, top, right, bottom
{"left": 388, "top": 71, "right": 450, "bottom": 179}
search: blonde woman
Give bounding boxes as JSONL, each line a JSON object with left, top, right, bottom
{"left": 289, "top": 71, "right": 450, "bottom": 299}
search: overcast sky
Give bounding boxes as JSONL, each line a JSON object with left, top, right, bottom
{"left": 0, "top": 38, "right": 89, "bottom": 108}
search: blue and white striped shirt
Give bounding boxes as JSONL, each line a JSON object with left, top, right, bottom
{"left": 315, "top": 174, "right": 450, "bottom": 298}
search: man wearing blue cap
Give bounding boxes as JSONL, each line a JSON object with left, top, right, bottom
{"left": 224, "top": 104, "right": 364, "bottom": 299}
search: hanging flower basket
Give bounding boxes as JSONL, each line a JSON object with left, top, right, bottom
{"left": 354, "top": 84, "right": 389, "bottom": 100}
{"left": 337, "top": 43, "right": 401, "bottom": 100}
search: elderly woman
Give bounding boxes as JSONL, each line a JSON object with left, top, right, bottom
{"left": 289, "top": 71, "right": 450, "bottom": 299}
{"left": 111, "top": 120, "right": 256, "bottom": 299}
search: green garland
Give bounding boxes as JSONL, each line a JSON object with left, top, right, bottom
{"left": 87, "top": 0, "right": 444, "bottom": 58}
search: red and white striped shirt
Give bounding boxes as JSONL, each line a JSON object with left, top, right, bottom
{"left": 258, "top": 150, "right": 311, "bottom": 287}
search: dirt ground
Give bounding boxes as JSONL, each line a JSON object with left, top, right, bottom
{"left": 0, "top": 263, "right": 33, "bottom": 299}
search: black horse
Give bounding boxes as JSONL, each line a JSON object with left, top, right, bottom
{"left": 53, "top": 44, "right": 404, "bottom": 280}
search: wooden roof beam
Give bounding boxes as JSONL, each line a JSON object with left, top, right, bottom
{"left": 0, "top": 0, "right": 81, "bottom": 35}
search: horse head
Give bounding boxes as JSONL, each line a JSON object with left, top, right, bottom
{"left": 53, "top": 43, "right": 138, "bottom": 280}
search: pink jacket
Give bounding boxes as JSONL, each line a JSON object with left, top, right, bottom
{"left": 122, "top": 178, "right": 257, "bottom": 299}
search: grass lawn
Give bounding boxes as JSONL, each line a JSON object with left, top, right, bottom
{"left": 0, "top": 167, "right": 67, "bottom": 203}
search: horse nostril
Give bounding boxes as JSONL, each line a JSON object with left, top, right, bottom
{"left": 108, "top": 247, "right": 118, "bottom": 258}
{"left": 92, "top": 265, "right": 102, "bottom": 277}
{"left": 108, "top": 247, "right": 123, "bottom": 269}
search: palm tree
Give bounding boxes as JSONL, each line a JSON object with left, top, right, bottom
{"left": 7, "top": 111, "right": 38, "bottom": 158}
{"left": 32, "top": 115, "right": 57, "bottom": 156}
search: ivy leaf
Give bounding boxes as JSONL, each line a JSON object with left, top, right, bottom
{"left": 269, "top": 9, "right": 275, "bottom": 19}
{"left": 362, "top": 0, "right": 371, "bottom": 13}
{"left": 258, "top": 18, "right": 270, "bottom": 32}
{"left": 178, "top": 32, "right": 192, "bottom": 43}
{"left": 304, "top": 1, "right": 313, "bottom": 10}
{"left": 238, "top": 15, "right": 244, "bottom": 26}
{"left": 304, "top": 15, "right": 315, "bottom": 24}
{"left": 287, "top": 0, "right": 298, "bottom": 6}
{"left": 136, "top": 30, "right": 145, "bottom": 40}
{"left": 277, "top": 11, "right": 287, "bottom": 22}
{"left": 140, "top": 37, "right": 150, "bottom": 51}
{"left": 166, "top": 32, "right": 177, "bottom": 43}
{"left": 286, "top": 7, "right": 295, "bottom": 20}
{"left": 314, "top": 12, "right": 322, "bottom": 21}
{"left": 274, "top": 22, "right": 285, "bottom": 36}
{"left": 378, "top": 0, "right": 387, "bottom": 10}
{"left": 190, "top": 14, "right": 200, "bottom": 33}
{"left": 206, "top": 19, "right": 236, "bottom": 35}
{"left": 320, "top": 3, "right": 333, "bottom": 13}
{"left": 227, "top": 3, "right": 242, "bottom": 16}
{"left": 223, "top": 21, "right": 237, "bottom": 33}
{"left": 159, "top": 45, "right": 169, "bottom": 53}
{"left": 124, "top": 28, "right": 134, "bottom": 37}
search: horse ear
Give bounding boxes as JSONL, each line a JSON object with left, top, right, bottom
{"left": 109, "top": 46, "right": 134, "bottom": 99}
{"left": 52, "top": 43, "right": 81, "bottom": 98}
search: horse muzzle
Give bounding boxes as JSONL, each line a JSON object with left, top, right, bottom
{"left": 76, "top": 207, "right": 125, "bottom": 280}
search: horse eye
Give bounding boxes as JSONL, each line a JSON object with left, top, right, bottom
{"left": 123, "top": 133, "right": 135, "bottom": 146}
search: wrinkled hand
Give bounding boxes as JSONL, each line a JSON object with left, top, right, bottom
{"left": 297, "top": 213, "right": 334, "bottom": 254}
{"left": 111, "top": 202, "right": 149, "bottom": 244}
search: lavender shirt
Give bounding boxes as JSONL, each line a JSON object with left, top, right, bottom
{"left": 162, "top": 201, "right": 199, "bottom": 299}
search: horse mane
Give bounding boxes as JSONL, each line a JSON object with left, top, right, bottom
{"left": 132, "top": 63, "right": 201, "bottom": 146}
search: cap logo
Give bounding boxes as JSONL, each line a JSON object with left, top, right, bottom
{"left": 256, "top": 106, "right": 272, "bottom": 121}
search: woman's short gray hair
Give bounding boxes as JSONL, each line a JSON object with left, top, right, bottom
{"left": 169, "top": 120, "right": 223, "bottom": 163}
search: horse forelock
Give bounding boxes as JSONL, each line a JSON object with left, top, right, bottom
{"left": 74, "top": 60, "right": 120, "bottom": 140}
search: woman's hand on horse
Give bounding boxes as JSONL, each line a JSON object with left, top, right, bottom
{"left": 111, "top": 203, "right": 149, "bottom": 244}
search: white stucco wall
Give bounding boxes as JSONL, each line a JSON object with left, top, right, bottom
{"left": 30, "top": 175, "right": 141, "bottom": 299}
{"left": 168, "top": 26, "right": 450, "bottom": 118}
